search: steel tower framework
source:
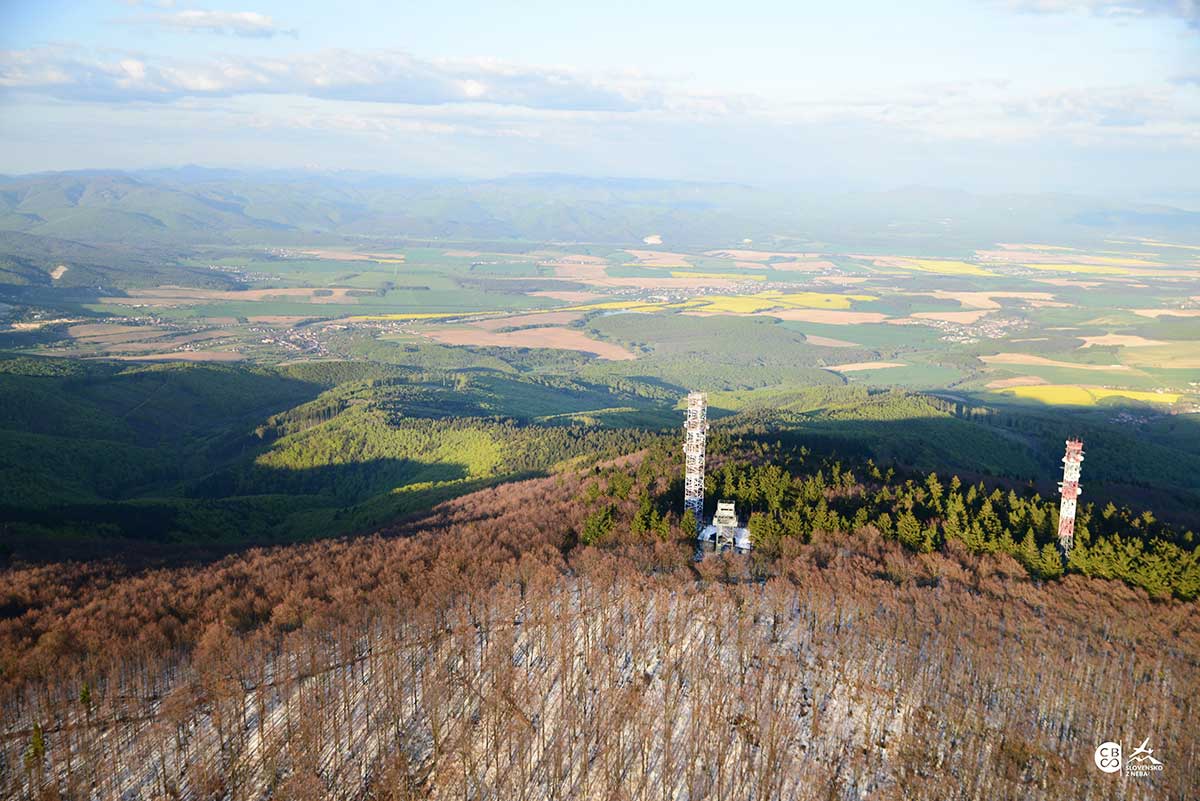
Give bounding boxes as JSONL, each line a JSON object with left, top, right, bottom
{"left": 683, "top": 392, "right": 708, "bottom": 527}
{"left": 1057, "top": 439, "right": 1084, "bottom": 556}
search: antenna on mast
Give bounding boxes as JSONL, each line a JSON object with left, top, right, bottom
{"left": 684, "top": 391, "right": 752, "bottom": 552}
{"left": 1057, "top": 438, "right": 1084, "bottom": 558}
{"left": 683, "top": 391, "right": 708, "bottom": 529}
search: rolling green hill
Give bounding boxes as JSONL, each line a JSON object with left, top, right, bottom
{"left": 0, "top": 356, "right": 665, "bottom": 555}
{"left": 0, "top": 230, "right": 236, "bottom": 290}
{"left": 2, "top": 354, "right": 1198, "bottom": 563}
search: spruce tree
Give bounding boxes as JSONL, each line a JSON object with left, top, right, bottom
{"left": 1019, "top": 529, "right": 1039, "bottom": 574}
{"left": 1038, "top": 542, "right": 1064, "bottom": 579}
{"left": 922, "top": 522, "right": 939, "bottom": 554}
{"left": 897, "top": 511, "right": 923, "bottom": 552}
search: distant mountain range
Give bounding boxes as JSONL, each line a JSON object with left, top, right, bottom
{"left": 1, "top": 168, "right": 1198, "bottom": 252}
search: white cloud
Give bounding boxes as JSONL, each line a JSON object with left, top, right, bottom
{"left": 123, "top": 9, "right": 295, "bottom": 38}
{"left": 0, "top": 47, "right": 688, "bottom": 111}
{"left": 1007, "top": 0, "right": 1200, "bottom": 27}
{"left": 766, "top": 79, "right": 1200, "bottom": 149}
{"left": 1, "top": 45, "right": 1197, "bottom": 159}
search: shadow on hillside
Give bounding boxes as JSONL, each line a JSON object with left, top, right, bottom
{"left": 188, "top": 456, "right": 471, "bottom": 500}
{"left": 3, "top": 394, "right": 1198, "bottom": 570}
{"left": 718, "top": 407, "right": 1200, "bottom": 530}
{"left": 0, "top": 456, "right": 481, "bottom": 566}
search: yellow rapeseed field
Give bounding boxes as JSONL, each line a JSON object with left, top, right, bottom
{"left": 683, "top": 295, "right": 783, "bottom": 313}
{"left": 999, "top": 385, "right": 1180, "bottom": 406}
{"left": 682, "top": 291, "right": 876, "bottom": 313}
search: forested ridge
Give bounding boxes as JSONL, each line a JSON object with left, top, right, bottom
{"left": 1, "top": 437, "right": 1197, "bottom": 800}
{"left": 569, "top": 433, "right": 1199, "bottom": 601}
{"left": 0, "top": 356, "right": 667, "bottom": 554}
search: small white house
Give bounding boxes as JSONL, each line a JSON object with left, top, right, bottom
{"left": 697, "top": 500, "right": 751, "bottom": 551}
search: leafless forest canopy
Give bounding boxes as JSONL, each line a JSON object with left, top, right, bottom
{"left": 2, "top": 449, "right": 1196, "bottom": 800}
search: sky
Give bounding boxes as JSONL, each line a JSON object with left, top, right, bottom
{"left": 0, "top": 0, "right": 1197, "bottom": 201}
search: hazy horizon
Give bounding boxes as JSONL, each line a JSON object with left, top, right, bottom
{"left": 4, "top": 165, "right": 1200, "bottom": 214}
{"left": 2, "top": 1, "right": 1198, "bottom": 201}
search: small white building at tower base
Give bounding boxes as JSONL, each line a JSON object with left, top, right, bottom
{"left": 697, "top": 500, "right": 751, "bottom": 551}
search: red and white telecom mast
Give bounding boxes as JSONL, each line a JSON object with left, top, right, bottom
{"left": 1057, "top": 439, "right": 1084, "bottom": 557}
{"left": 683, "top": 391, "right": 708, "bottom": 529}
